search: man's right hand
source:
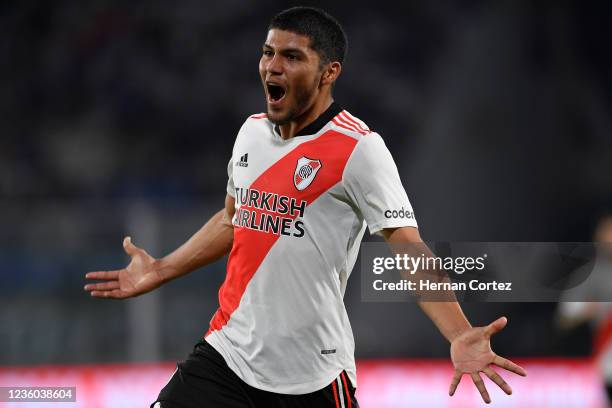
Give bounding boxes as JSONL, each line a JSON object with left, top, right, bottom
{"left": 84, "top": 236, "right": 164, "bottom": 299}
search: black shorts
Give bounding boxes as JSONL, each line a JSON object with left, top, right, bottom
{"left": 151, "top": 339, "right": 359, "bottom": 408}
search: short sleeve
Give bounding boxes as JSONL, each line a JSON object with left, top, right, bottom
{"left": 343, "top": 133, "right": 417, "bottom": 235}
{"left": 226, "top": 157, "right": 235, "bottom": 197}
{"left": 225, "top": 115, "right": 253, "bottom": 198}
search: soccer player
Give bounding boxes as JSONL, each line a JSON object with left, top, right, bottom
{"left": 84, "top": 7, "right": 526, "bottom": 407}
{"left": 557, "top": 214, "right": 612, "bottom": 406}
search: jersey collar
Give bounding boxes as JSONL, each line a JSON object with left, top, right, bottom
{"left": 273, "top": 102, "right": 343, "bottom": 137}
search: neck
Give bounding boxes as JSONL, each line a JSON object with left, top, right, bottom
{"left": 278, "top": 95, "right": 333, "bottom": 139}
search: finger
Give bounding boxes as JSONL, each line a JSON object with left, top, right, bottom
{"left": 471, "top": 372, "right": 491, "bottom": 404}
{"left": 484, "top": 367, "right": 512, "bottom": 395}
{"left": 123, "top": 236, "right": 140, "bottom": 257}
{"left": 449, "top": 370, "right": 462, "bottom": 396}
{"left": 493, "top": 355, "right": 527, "bottom": 376}
{"left": 90, "top": 289, "right": 129, "bottom": 299}
{"left": 84, "top": 281, "right": 120, "bottom": 292}
{"left": 85, "top": 270, "right": 120, "bottom": 280}
{"left": 484, "top": 316, "right": 508, "bottom": 338}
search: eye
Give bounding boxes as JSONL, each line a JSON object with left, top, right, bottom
{"left": 263, "top": 50, "right": 273, "bottom": 57}
{"left": 287, "top": 54, "right": 297, "bottom": 61}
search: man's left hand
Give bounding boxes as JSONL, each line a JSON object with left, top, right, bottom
{"left": 449, "top": 316, "right": 527, "bottom": 403}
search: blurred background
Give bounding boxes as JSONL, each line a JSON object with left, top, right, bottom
{"left": 1, "top": 0, "right": 611, "bottom": 406}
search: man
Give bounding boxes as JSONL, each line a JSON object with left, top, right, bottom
{"left": 557, "top": 213, "right": 612, "bottom": 407}
{"left": 85, "top": 7, "right": 526, "bottom": 407}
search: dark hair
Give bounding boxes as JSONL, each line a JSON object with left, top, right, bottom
{"left": 268, "top": 7, "right": 348, "bottom": 65}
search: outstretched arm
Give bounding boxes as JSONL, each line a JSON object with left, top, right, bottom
{"left": 84, "top": 194, "right": 235, "bottom": 299}
{"left": 381, "top": 226, "right": 527, "bottom": 404}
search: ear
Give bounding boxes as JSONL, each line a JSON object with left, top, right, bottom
{"left": 320, "top": 61, "right": 342, "bottom": 86}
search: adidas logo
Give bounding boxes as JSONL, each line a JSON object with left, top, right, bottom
{"left": 236, "top": 153, "right": 249, "bottom": 167}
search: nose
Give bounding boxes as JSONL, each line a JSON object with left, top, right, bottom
{"left": 266, "top": 54, "right": 283, "bottom": 75}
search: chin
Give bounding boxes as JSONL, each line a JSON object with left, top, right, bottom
{"left": 266, "top": 109, "right": 291, "bottom": 126}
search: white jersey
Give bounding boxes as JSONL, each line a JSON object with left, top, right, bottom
{"left": 205, "top": 102, "right": 417, "bottom": 394}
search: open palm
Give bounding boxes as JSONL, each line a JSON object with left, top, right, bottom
{"left": 84, "top": 237, "right": 163, "bottom": 299}
{"left": 449, "top": 316, "right": 527, "bottom": 403}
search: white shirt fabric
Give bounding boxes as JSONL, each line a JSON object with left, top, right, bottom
{"left": 205, "top": 105, "right": 418, "bottom": 394}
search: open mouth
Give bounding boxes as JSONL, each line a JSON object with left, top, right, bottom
{"left": 266, "top": 83, "right": 286, "bottom": 103}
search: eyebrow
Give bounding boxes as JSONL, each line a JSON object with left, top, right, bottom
{"left": 262, "top": 43, "right": 307, "bottom": 56}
